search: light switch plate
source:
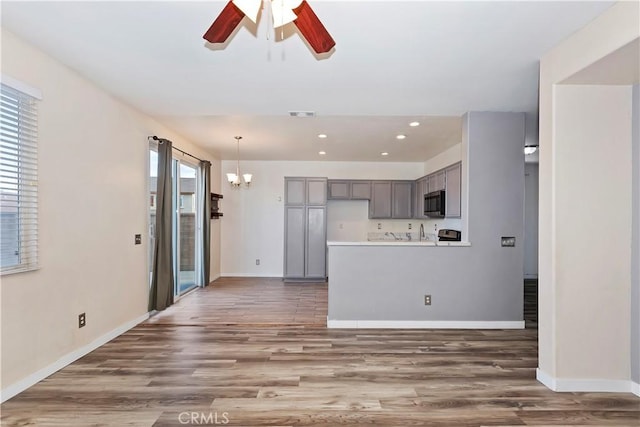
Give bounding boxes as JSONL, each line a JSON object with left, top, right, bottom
{"left": 501, "top": 236, "right": 516, "bottom": 247}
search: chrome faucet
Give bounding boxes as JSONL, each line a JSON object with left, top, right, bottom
{"left": 419, "top": 224, "right": 425, "bottom": 241}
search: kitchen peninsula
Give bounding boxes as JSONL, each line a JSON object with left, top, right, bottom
{"left": 326, "top": 112, "right": 527, "bottom": 330}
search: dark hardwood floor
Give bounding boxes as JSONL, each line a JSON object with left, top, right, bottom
{"left": 1, "top": 278, "right": 637, "bottom": 426}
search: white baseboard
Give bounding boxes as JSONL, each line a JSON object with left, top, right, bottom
{"left": 326, "top": 319, "right": 525, "bottom": 329}
{"left": 0, "top": 312, "right": 150, "bottom": 403}
{"left": 537, "top": 368, "right": 638, "bottom": 394}
{"left": 219, "top": 273, "right": 282, "bottom": 278}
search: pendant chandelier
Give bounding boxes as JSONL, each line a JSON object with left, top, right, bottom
{"left": 227, "top": 136, "right": 252, "bottom": 188}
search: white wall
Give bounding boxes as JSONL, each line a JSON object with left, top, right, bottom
{"left": 220, "top": 161, "right": 424, "bottom": 276}
{"left": 538, "top": 0, "right": 639, "bottom": 391}
{"left": 0, "top": 29, "right": 220, "bottom": 398}
{"left": 524, "top": 163, "right": 539, "bottom": 278}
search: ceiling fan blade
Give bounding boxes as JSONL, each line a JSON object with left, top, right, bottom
{"left": 203, "top": 1, "right": 245, "bottom": 44}
{"left": 292, "top": 0, "right": 335, "bottom": 54}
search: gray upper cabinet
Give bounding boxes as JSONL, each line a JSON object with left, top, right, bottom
{"left": 392, "top": 181, "right": 414, "bottom": 219}
{"left": 350, "top": 181, "right": 371, "bottom": 199}
{"left": 369, "top": 181, "right": 414, "bottom": 219}
{"left": 284, "top": 177, "right": 327, "bottom": 281}
{"left": 445, "top": 162, "right": 462, "bottom": 218}
{"left": 414, "top": 177, "right": 428, "bottom": 218}
{"left": 327, "top": 180, "right": 371, "bottom": 200}
{"left": 429, "top": 171, "right": 446, "bottom": 192}
{"left": 369, "top": 181, "right": 392, "bottom": 218}
{"left": 306, "top": 178, "right": 327, "bottom": 205}
{"left": 327, "top": 180, "right": 349, "bottom": 199}
{"left": 285, "top": 178, "right": 306, "bottom": 205}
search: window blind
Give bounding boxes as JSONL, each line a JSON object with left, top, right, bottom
{"left": 0, "top": 82, "right": 39, "bottom": 274}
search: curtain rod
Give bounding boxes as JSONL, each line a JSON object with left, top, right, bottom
{"left": 148, "top": 136, "right": 209, "bottom": 164}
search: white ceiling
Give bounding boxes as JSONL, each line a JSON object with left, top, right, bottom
{"left": 1, "top": 1, "right": 614, "bottom": 161}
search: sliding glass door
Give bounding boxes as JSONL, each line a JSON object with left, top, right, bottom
{"left": 149, "top": 145, "right": 202, "bottom": 299}
{"left": 173, "top": 159, "right": 200, "bottom": 297}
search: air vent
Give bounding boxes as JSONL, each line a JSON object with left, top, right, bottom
{"left": 289, "top": 111, "right": 316, "bottom": 118}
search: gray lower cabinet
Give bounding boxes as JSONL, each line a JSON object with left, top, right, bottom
{"left": 284, "top": 177, "right": 327, "bottom": 281}
{"left": 445, "top": 163, "right": 461, "bottom": 218}
{"left": 284, "top": 206, "right": 305, "bottom": 277}
{"left": 305, "top": 206, "right": 326, "bottom": 277}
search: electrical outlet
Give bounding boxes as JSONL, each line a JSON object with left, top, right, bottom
{"left": 424, "top": 295, "right": 432, "bottom": 305}
{"left": 377, "top": 223, "right": 382, "bottom": 230}
{"left": 256, "top": 259, "right": 260, "bottom": 266}
{"left": 408, "top": 223, "right": 412, "bottom": 230}
{"left": 78, "top": 312, "right": 86, "bottom": 328}
{"left": 134, "top": 234, "right": 142, "bottom": 245}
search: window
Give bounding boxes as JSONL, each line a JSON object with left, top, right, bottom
{"left": 0, "top": 80, "right": 40, "bottom": 274}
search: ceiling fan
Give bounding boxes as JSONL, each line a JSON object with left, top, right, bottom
{"left": 203, "top": 0, "right": 335, "bottom": 54}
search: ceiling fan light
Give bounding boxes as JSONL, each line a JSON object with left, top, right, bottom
{"left": 231, "top": 0, "right": 261, "bottom": 24}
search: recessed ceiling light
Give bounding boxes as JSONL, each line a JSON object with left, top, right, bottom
{"left": 318, "top": 151, "right": 326, "bottom": 155}
{"left": 396, "top": 134, "right": 406, "bottom": 140}
{"left": 381, "top": 152, "right": 389, "bottom": 156}
{"left": 409, "top": 121, "right": 420, "bottom": 127}
{"left": 317, "top": 134, "right": 327, "bottom": 139}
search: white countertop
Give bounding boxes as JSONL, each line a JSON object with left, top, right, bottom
{"left": 327, "top": 241, "right": 471, "bottom": 247}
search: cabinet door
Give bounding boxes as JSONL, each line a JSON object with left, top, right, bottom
{"left": 369, "top": 181, "right": 392, "bottom": 218}
{"left": 305, "top": 206, "right": 326, "bottom": 278}
{"left": 285, "top": 178, "right": 305, "bottom": 206}
{"left": 306, "top": 178, "right": 327, "bottom": 205}
{"left": 328, "top": 180, "right": 350, "bottom": 199}
{"left": 351, "top": 181, "right": 371, "bottom": 199}
{"left": 431, "top": 171, "right": 446, "bottom": 191}
{"left": 445, "top": 163, "right": 461, "bottom": 218}
{"left": 392, "top": 181, "right": 414, "bottom": 219}
{"left": 415, "top": 178, "right": 427, "bottom": 218}
{"left": 284, "top": 206, "right": 305, "bottom": 278}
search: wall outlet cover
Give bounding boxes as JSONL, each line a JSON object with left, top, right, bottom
{"left": 501, "top": 236, "right": 516, "bottom": 247}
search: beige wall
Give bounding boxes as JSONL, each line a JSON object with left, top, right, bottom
{"left": 538, "top": 0, "right": 639, "bottom": 388}
{"left": 554, "top": 85, "right": 631, "bottom": 380}
{"left": 0, "top": 29, "right": 221, "bottom": 394}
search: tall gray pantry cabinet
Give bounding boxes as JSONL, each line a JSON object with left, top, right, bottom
{"left": 283, "top": 177, "right": 327, "bottom": 281}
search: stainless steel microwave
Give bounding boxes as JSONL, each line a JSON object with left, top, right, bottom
{"left": 424, "top": 190, "right": 445, "bottom": 217}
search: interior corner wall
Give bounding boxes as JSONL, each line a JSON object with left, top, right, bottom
{"left": 422, "top": 143, "right": 462, "bottom": 176}
{"left": 0, "top": 29, "right": 220, "bottom": 399}
{"left": 537, "top": 0, "right": 639, "bottom": 387}
{"left": 554, "top": 85, "right": 631, "bottom": 381}
{"left": 631, "top": 83, "right": 639, "bottom": 385}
